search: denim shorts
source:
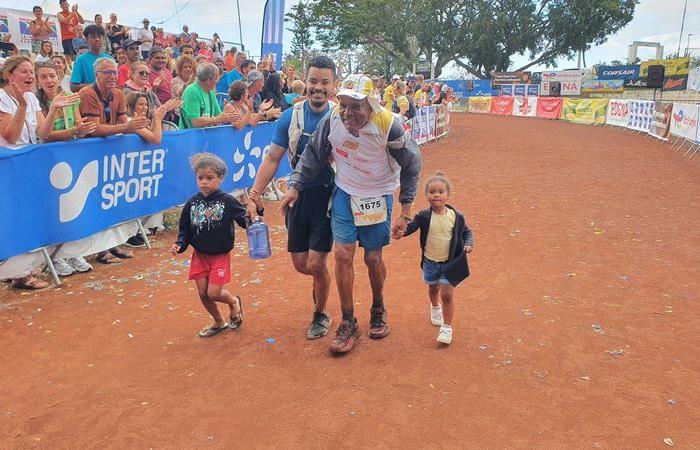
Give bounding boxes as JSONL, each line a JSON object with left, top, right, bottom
{"left": 422, "top": 258, "right": 450, "bottom": 285}
{"left": 330, "top": 187, "right": 393, "bottom": 251}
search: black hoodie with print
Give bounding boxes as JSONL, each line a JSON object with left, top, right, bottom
{"left": 175, "top": 189, "right": 249, "bottom": 255}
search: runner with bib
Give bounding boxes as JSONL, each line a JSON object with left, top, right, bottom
{"left": 282, "top": 74, "right": 422, "bottom": 354}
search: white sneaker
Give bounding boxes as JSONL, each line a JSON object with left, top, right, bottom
{"left": 430, "top": 305, "right": 444, "bottom": 326}
{"left": 437, "top": 325, "right": 453, "bottom": 344}
{"left": 52, "top": 258, "right": 75, "bottom": 277}
{"left": 66, "top": 257, "right": 93, "bottom": 273}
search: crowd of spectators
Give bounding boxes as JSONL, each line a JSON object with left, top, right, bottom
{"left": 0, "top": 1, "right": 455, "bottom": 290}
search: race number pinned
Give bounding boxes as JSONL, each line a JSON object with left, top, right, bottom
{"left": 350, "top": 195, "right": 387, "bottom": 226}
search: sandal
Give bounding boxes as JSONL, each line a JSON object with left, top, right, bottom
{"left": 229, "top": 296, "right": 243, "bottom": 329}
{"left": 95, "top": 251, "right": 116, "bottom": 264}
{"left": 11, "top": 275, "right": 50, "bottom": 290}
{"left": 109, "top": 247, "right": 133, "bottom": 259}
{"left": 197, "top": 322, "right": 229, "bottom": 338}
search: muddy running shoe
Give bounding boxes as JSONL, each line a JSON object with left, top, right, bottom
{"left": 368, "top": 306, "right": 390, "bottom": 339}
{"left": 437, "top": 324, "right": 453, "bottom": 344}
{"left": 329, "top": 319, "right": 360, "bottom": 353}
{"left": 307, "top": 310, "right": 331, "bottom": 340}
{"left": 430, "top": 305, "right": 444, "bottom": 326}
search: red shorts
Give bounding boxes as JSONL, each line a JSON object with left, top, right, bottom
{"left": 188, "top": 250, "right": 231, "bottom": 285}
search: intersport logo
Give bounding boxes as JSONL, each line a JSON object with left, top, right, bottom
{"left": 49, "top": 149, "right": 166, "bottom": 223}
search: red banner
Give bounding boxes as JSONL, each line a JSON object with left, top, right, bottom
{"left": 491, "top": 96, "right": 514, "bottom": 115}
{"left": 536, "top": 97, "right": 563, "bottom": 120}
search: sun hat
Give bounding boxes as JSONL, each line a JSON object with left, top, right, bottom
{"left": 337, "top": 74, "right": 381, "bottom": 112}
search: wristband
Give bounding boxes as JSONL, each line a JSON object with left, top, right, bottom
{"left": 400, "top": 214, "right": 411, "bottom": 223}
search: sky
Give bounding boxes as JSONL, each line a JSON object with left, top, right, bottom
{"left": 9, "top": 0, "right": 700, "bottom": 75}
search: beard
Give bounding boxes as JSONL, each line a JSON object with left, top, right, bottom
{"left": 308, "top": 87, "right": 328, "bottom": 107}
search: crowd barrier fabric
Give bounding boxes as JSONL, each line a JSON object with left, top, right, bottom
{"left": 562, "top": 99, "right": 609, "bottom": 125}
{"left": 501, "top": 85, "right": 514, "bottom": 96}
{"left": 512, "top": 96, "right": 537, "bottom": 117}
{"left": 670, "top": 103, "right": 700, "bottom": 141}
{"left": 0, "top": 123, "right": 291, "bottom": 261}
{"left": 649, "top": 102, "right": 673, "bottom": 141}
{"left": 605, "top": 99, "right": 630, "bottom": 127}
{"left": 627, "top": 100, "right": 655, "bottom": 132}
{"left": 491, "top": 96, "right": 514, "bottom": 115}
{"left": 468, "top": 96, "right": 493, "bottom": 114}
{"left": 535, "top": 97, "right": 563, "bottom": 119}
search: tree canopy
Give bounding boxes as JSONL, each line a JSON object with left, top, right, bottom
{"left": 306, "top": 0, "right": 638, "bottom": 78}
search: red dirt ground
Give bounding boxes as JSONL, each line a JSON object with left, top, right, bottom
{"left": 2, "top": 114, "right": 699, "bottom": 448}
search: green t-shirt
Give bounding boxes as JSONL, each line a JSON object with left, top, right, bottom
{"left": 178, "top": 82, "right": 222, "bottom": 129}
{"left": 48, "top": 100, "right": 79, "bottom": 131}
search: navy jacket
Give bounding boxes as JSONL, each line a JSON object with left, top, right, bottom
{"left": 404, "top": 205, "right": 474, "bottom": 286}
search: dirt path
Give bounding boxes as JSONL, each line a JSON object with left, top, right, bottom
{"left": 2, "top": 114, "right": 699, "bottom": 448}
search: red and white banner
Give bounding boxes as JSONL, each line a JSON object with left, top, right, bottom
{"left": 491, "top": 96, "right": 514, "bottom": 115}
{"left": 512, "top": 96, "right": 537, "bottom": 117}
{"left": 605, "top": 99, "right": 630, "bottom": 127}
{"left": 541, "top": 70, "right": 583, "bottom": 96}
{"left": 536, "top": 97, "right": 563, "bottom": 120}
{"left": 670, "top": 103, "right": 699, "bottom": 141}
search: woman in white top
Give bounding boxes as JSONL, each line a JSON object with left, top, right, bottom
{"left": 35, "top": 41, "right": 54, "bottom": 63}
{"left": 0, "top": 55, "right": 81, "bottom": 289}
{"left": 50, "top": 55, "right": 72, "bottom": 94}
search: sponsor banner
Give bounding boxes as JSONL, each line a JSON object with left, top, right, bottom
{"left": 492, "top": 71, "right": 532, "bottom": 86}
{"left": 670, "top": 103, "right": 699, "bottom": 141}
{"left": 541, "top": 70, "right": 583, "bottom": 96}
{"left": 689, "top": 67, "right": 700, "bottom": 92}
{"left": 468, "top": 96, "right": 493, "bottom": 114}
{"left": 605, "top": 99, "right": 630, "bottom": 127}
{"left": 640, "top": 57, "right": 690, "bottom": 77}
{"left": 536, "top": 97, "right": 563, "bottom": 119}
{"left": 596, "top": 64, "right": 640, "bottom": 80}
{"left": 435, "top": 105, "right": 449, "bottom": 138}
{"left": 531, "top": 72, "right": 542, "bottom": 85}
{"left": 513, "top": 84, "right": 526, "bottom": 96}
{"left": 512, "top": 96, "right": 537, "bottom": 117}
{"left": 491, "top": 96, "right": 514, "bottom": 115}
{"left": 627, "top": 100, "right": 655, "bottom": 132}
{"left": 562, "top": 98, "right": 609, "bottom": 125}
{"left": 501, "top": 84, "right": 514, "bottom": 96}
{"left": 526, "top": 84, "right": 540, "bottom": 96}
{"left": 582, "top": 79, "right": 625, "bottom": 93}
{"left": 625, "top": 74, "right": 688, "bottom": 91}
{"left": 0, "top": 124, "right": 292, "bottom": 260}
{"left": 649, "top": 102, "right": 673, "bottom": 140}
{"left": 0, "top": 7, "right": 62, "bottom": 52}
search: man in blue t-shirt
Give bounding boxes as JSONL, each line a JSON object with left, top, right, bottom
{"left": 247, "top": 56, "right": 336, "bottom": 340}
{"left": 70, "top": 24, "right": 111, "bottom": 92}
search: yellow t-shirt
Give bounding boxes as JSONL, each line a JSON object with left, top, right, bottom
{"left": 424, "top": 208, "right": 456, "bottom": 262}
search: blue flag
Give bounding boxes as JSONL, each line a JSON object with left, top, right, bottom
{"left": 261, "top": 0, "right": 285, "bottom": 71}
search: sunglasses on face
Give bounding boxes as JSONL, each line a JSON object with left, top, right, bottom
{"left": 99, "top": 70, "right": 118, "bottom": 76}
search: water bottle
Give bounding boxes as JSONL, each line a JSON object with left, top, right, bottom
{"left": 247, "top": 217, "right": 271, "bottom": 259}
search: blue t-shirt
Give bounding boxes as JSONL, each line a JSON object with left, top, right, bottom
{"left": 284, "top": 93, "right": 300, "bottom": 104}
{"left": 216, "top": 70, "right": 244, "bottom": 95}
{"left": 272, "top": 101, "right": 333, "bottom": 187}
{"left": 70, "top": 51, "right": 112, "bottom": 85}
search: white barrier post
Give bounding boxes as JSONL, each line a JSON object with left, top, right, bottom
{"left": 135, "top": 219, "right": 152, "bottom": 250}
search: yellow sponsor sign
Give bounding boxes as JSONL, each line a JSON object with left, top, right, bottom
{"left": 468, "top": 96, "right": 492, "bottom": 114}
{"left": 640, "top": 57, "right": 690, "bottom": 77}
{"left": 563, "top": 99, "right": 609, "bottom": 125}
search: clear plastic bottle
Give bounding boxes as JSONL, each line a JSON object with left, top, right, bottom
{"left": 247, "top": 217, "right": 271, "bottom": 259}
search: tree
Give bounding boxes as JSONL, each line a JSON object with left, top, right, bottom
{"left": 285, "top": 1, "right": 315, "bottom": 71}
{"left": 311, "top": 0, "right": 638, "bottom": 78}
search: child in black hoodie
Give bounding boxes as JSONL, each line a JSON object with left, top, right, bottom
{"left": 170, "top": 153, "right": 250, "bottom": 338}
{"left": 394, "top": 171, "right": 474, "bottom": 345}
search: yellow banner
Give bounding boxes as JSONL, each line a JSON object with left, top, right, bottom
{"left": 468, "top": 96, "right": 492, "bottom": 114}
{"left": 640, "top": 57, "right": 690, "bottom": 77}
{"left": 563, "top": 99, "right": 609, "bottom": 125}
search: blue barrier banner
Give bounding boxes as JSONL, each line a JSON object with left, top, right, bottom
{"left": 0, "top": 123, "right": 290, "bottom": 260}
{"left": 527, "top": 84, "right": 540, "bottom": 96}
{"left": 442, "top": 80, "right": 468, "bottom": 98}
{"left": 513, "top": 84, "right": 526, "bottom": 96}
{"left": 597, "top": 65, "right": 640, "bottom": 80}
{"left": 501, "top": 85, "right": 514, "bottom": 96}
